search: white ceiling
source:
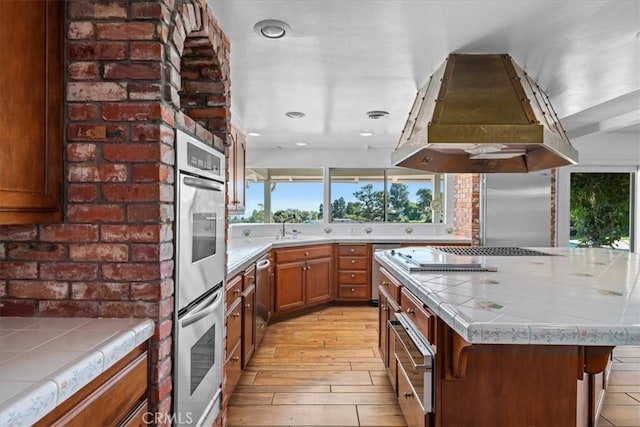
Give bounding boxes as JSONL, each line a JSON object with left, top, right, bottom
{"left": 208, "top": 0, "right": 640, "bottom": 150}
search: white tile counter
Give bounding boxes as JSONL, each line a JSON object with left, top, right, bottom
{"left": 226, "top": 234, "right": 471, "bottom": 278}
{"left": 375, "top": 247, "right": 640, "bottom": 346}
{"left": 0, "top": 317, "right": 154, "bottom": 427}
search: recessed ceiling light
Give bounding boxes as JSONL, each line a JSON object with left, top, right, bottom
{"left": 366, "top": 110, "right": 390, "bottom": 119}
{"left": 253, "top": 19, "right": 291, "bottom": 39}
{"left": 359, "top": 131, "right": 374, "bottom": 136}
{"left": 295, "top": 142, "right": 308, "bottom": 146}
{"left": 285, "top": 111, "right": 306, "bottom": 119}
{"left": 247, "top": 131, "right": 261, "bottom": 137}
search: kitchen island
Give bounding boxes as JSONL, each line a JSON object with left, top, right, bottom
{"left": 375, "top": 246, "right": 639, "bottom": 427}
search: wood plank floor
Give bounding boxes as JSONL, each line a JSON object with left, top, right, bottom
{"left": 227, "top": 305, "right": 640, "bottom": 427}
{"left": 227, "top": 305, "right": 406, "bottom": 427}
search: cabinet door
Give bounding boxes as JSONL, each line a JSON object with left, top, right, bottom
{"left": 305, "top": 257, "right": 332, "bottom": 305}
{"left": 242, "top": 285, "right": 256, "bottom": 368}
{"left": 378, "top": 290, "right": 389, "bottom": 367}
{"left": 0, "top": 0, "right": 63, "bottom": 224}
{"left": 274, "top": 261, "right": 305, "bottom": 313}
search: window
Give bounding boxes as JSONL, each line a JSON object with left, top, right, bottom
{"left": 230, "top": 168, "right": 323, "bottom": 223}
{"left": 329, "top": 168, "right": 443, "bottom": 223}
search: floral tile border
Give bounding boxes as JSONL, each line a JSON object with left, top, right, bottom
{"left": 480, "top": 324, "right": 530, "bottom": 344}
{"left": 577, "top": 326, "right": 628, "bottom": 345}
{"left": 529, "top": 325, "right": 579, "bottom": 344}
{"left": 48, "top": 350, "right": 104, "bottom": 405}
{"left": 0, "top": 380, "right": 57, "bottom": 427}
{"left": 100, "top": 331, "right": 136, "bottom": 370}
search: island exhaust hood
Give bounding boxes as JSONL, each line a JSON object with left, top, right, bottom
{"left": 392, "top": 54, "right": 578, "bottom": 173}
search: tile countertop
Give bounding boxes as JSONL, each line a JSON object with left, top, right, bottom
{"left": 375, "top": 247, "right": 640, "bottom": 346}
{"left": 226, "top": 234, "right": 471, "bottom": 278}
{"left": 0, "top": 317, "right": 155, "bottom": 427}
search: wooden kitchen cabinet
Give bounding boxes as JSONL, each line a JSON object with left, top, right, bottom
{"left": 227, "top": 124, "right": 246, "bottom": 213}
{"left": 34, "top": 343, "right": 149, "bottom": 426}
{"left": 0, "top": 0, "right": 63, "bottom": 224}
{"left": 336, "top": 244, "right": 371, "bottom": 301}
{"left": 273, "top": 244, "right": 333, "bottom": 318}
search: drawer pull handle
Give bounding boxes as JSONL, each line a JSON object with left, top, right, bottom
{"left": 403, "top": 392, "right": 413, "bottom": 399}
{"left": 406, "top": 308, "right": 415, "bottom": 315}
{"left": 233, "top": 289, "right": 241, "bottom": 294}
{"left": 245, "top": 303, "right": 251, "bottom": 309}
{"left": 351, "top": 274, "right": 355, "bottom": 278}
{"left": 248, "top": 276, "right": 255, "bottom": 282}
{"left": 382, "top": 281, "right": 388, "bottom": 286}
{"left": 232, "top": 356, "right": 239, "bottom": 362}
{"left": 232, "top": 312, "right": 240, "bottom": 318}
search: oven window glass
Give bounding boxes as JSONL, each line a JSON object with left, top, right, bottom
{"left": 191, "top": 324, "right": 216, "bottom": 395}
{"left": 192, "top": 212, "right": 216, "bottom": 262}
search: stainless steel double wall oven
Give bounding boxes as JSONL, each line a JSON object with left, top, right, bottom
{"left": 174, "top": 130, "right": 226, "bottom": 426}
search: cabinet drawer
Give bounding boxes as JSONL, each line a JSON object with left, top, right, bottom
{"left": 338, "top": 244, "right": 368, "bottom": 256}
{"left": 397, "top": 359, "right": 426, "bottom": 427}
{"left": 275, "top": 244, "right": 333, "bottom": 263}
{"left": 379, "top": 267, "right": 402, "bottom": 304}
{"left": 338, "top": 256, "right": 368, "bottom": 270}
{"left": 226, "top": 275, "right": 243, "bottom": 308}
{"left": 223, "top": 341, "right": 242, "bottom": 406}
{"left": 226, "top": 299, "right": 242, "bottom": 358}
{"left": 120, "top": 399, "right": 148, "bottom": 427}
{"left": 337, "top": 285, "right": 369, "bottom": 299}
{"left": 400, "top": 287, "right": 434, "bottom": 343}
{"left": 338, "top": 270, "right": 368, "bottom": 284}
{"left": 243, "top": 265, "right": 256, "bottom": 290}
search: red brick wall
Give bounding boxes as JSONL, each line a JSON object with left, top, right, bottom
{"left": 453, "top": 174, "right": 481, "bottom": 246}
{"left": 0, "top": 0, "right": 230, "bottom": 423}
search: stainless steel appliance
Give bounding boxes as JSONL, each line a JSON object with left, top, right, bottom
{"left": 379, "top": 247, "right": 497, "bottom": 273}
{"left": 175, "top": 130, "right": 226, "bottom": 426}
{"left": 481, "top": 171, "right": 552, "bottom": 247}
{"left": 390, "top": 313, "right": 435, "bottom": 414}
{"left": 255, "top": 255, "right": 271, "bottom": 348}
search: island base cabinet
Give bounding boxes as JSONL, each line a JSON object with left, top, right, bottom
{"left": 436, "top": 321, "right": 587, "bottom": 427}
{"left": 397, "top": 358, "right": 428, "bottom": 427}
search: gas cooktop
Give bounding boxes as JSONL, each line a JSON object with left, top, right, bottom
{"left": 431, "top": 247, "right": 555, "bottom": 257}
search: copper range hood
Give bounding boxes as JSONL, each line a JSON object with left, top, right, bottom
{"left": 392, "top": 54, "right": 578, "bottom": 173}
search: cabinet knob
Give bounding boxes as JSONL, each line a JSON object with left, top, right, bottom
{"left": 304, "top": 251, "right": 309, "bottom": 256}
{"left": 249, "top": 275, "right": 255, "bottom": 282}
{"left": 232, "top": 356, "right": 239, "bottom": 362}
{"left": 351, "top": 274, "right": 355, "bottom": 278}
{"left": 350, "top": 248, "right": 355, "bottom": 253}
{"left": 351, "top": 288, "right": 355, "bottom": 292}
{"left": 233, "top": 289, "right": 241, "bottom": 294}
{"left": 380, "top": 304, "right": 387, "bottom": 310}
{"left": 382, "top": 281, "right": 388, "bottom": 286}
{"left": 403, "top": 392, "right": 413, "bottom": 399}
{"left": 245, "top": 303, "right": 251, "bottom": 309}
{"left": 232, "top": 312, "right": 240, "bottom": 318}
{"left": 406, "top": 308, "right": 415, "bottom": 315}
{"left": 302, "top": 266, "right": 307, "bottom": 271}
{"left": 307, "top": 265, "right": 311, "bottom": 270}
{"left": 351, "top": 260, "right": 355, "bottom": 264}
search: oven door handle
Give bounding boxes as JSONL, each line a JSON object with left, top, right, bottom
{"left": 183, "top": 176, "right": 224, "bottom": 192}
{"left": 181, "top": 289, "right": 223, "bottom": 328}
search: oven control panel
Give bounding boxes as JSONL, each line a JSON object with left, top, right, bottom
{"left": 187, "top": 142, "right": 221, "bottom": 175}
{"left": 177, "top": 130, "right": 225, "bottom": 183}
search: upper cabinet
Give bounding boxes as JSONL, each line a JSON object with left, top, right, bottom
{"left": 227, "top": 125, "right": 246, "bottom": 214}
{"left": 0, "top": 0, "right": 63, "bottom": 224}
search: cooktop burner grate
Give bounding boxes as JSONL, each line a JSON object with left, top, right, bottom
{"left": 431, "top": 247, "right": 555, "bottom": 256}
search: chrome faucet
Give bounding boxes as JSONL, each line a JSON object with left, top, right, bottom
{"left": 281, "top": 215, "right": 297, "bottom": 238}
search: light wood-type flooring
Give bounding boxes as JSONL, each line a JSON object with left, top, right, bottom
{"left": 227, "top": 305, "right": 640, "bottom": 427}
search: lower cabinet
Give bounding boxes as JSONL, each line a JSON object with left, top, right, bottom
{"left": 242, "top": 284, "right": 256, "bottom": 368}
{"left": 273, "top": 245, "right": 333, "bottom": 317}
{"left": 34, "top": 343, "right": 149, "bottom": 427}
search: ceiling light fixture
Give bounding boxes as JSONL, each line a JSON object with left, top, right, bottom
{"left": 253, "top": 19, "right": 291, "bottom": 39}
{"left": 295, "top": 142, "right": 308, "bottom": 146}
{"left": 366, "top": 110, "right": 389, "bottom": 119}
{"left": 285, "top": 111, "right": 306, "bottom": 119}
{"left": 247, "top": 131, "right": 261, "bottom": 137}
{"left": 359, "top": 131, "right": 374, "bottom": 136}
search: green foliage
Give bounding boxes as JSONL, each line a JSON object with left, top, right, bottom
{"left": 570, "top": 173, "right": 630, "bottom": 248}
